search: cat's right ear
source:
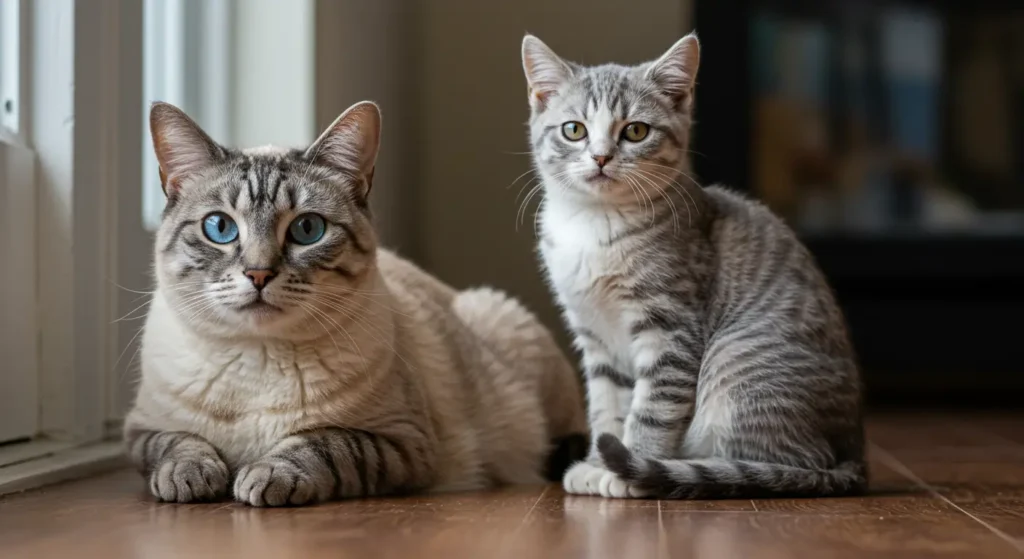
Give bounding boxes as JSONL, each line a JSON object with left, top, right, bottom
{"left": 522, "top": 34, "right": 572, "bottom": 111}
{"left": 149, "top": 102, "right": 227, "bottom": 197}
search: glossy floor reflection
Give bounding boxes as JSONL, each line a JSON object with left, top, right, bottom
{"left": 3, "top": 414, "right": 1024, "bottom": 558}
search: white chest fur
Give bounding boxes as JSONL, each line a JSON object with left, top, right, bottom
{"left": 540, "top": 197, "right": 639, "bottom": 368}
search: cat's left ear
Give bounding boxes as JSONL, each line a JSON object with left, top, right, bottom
{"left": 647, "top": 32, "right": 700, "bottom": 110}
{"left": 305, "top": 101, "right": 382, "bottom": 199}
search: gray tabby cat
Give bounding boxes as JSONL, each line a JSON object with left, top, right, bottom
{"left": 521, "top": 32, "right": 866, "bottom": 499}
{"left": 124, "top": 101, "right": 587, "bottom": 506}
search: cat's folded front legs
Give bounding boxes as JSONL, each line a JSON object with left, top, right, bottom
{"left": 234, "top": 425, "right": 434, "bottom": 507}
{"left": 126, "top": 429, "right": 230, "bottom": 503}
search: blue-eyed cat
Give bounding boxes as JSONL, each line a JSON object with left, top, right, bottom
{"left": 521, "top": 32, "right": 866, "bottom": 499}
{"left": 125, "top": 101, "right": 587, "bottom": 506}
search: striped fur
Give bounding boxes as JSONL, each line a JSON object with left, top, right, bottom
{"left": 126, "top": 101, "right": 587, "bottom": 506}
{"left": 521, "top": 33, "right": 866, "bottom": 499}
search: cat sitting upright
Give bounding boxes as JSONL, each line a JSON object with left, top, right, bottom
{"left": 521, "top": 32, "right": 866, "bottom": 499}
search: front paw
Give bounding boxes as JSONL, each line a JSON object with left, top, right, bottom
{"left": 149, "top": 455, "right": 229, "bottom": 503}
{"left": 234, "top": 458, "right": 319, "bottom": 507}
{"left": 563, "top": 461, "right": 649, "bottom": 499}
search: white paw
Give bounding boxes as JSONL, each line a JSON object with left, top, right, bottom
{"left": 563, "top": 462, "right": 649, "bottom": 498}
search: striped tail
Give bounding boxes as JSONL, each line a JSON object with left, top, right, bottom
{"left": 597, "top": 434, "right": 867, "bottom": 499}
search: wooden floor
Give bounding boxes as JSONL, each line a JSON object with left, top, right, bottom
{"left": 2, "top": 414, "right": 1024, "bottom": 558}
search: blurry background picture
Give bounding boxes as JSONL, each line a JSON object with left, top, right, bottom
{"left": 695, "top": 0, "right": 1024, "bottom": 404}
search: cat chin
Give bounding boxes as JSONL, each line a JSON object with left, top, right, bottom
{"left": 179, "top": 306, "right": 308, "bottom": 340}
{"left": 559, "top": 178, "right": 657, "bottom": 207}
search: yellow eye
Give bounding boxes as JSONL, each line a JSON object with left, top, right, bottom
{"left": 561, "top": 121, "right": 588, "bottom": 141}
{"left": 622, "top": 122, "right": 650, "bottom": 142}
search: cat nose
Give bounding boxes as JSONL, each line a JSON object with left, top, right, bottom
{"left": 243, "top": 269, "right": 277, "bottom": 291}
{"left": 592, "top": 154, "right": 612, "bottom": 168}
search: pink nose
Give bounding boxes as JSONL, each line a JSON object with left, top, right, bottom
{"left": 593, "top": 155, "right": 612, "bottom": 168}
{"left": 244, "top": 269, "right": 276, "bottom": 290}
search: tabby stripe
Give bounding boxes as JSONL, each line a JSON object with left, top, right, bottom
{"left": 338, "top": 222, "right": 370, "bottom": 254}
{"left": 142, "top": 432, "right": 177, "bottom": 467}
{"left": 269, "top": 169, "right": 283, "bottom": 205}
{"left": 387, "top": 435, "right": 416, "bottom": 489}
{"left": 652, "top": 124, "right": 681, "bottom": 148}
{"left": 320, "top": 264, "right": 357, "bottom": 279}
{"left": 634, "top": 414, "right": 675, "bottom": 429}
{"left": 286, "top": 184, "right": 297, "bottom": 210}
{"left": 689, "top": 462, "right": 712, "bottom": 484}
{"left": 535, "top": 125, "right": 561, "bottom": 150}
{"left": 361, "top": 434, "right": 383, "bottom": 492}
{"left": 246, "top": 164, "right": 257, "bottom": 203}
{"left": 649, "top": 390, "right": 692, "bottom": 404}
{"left": 276, "top": 454, "right": 303, "bottom": 495}
{"left": 162, "top": 220, "right": 198, "bottom": 254}
{"left": 651, "top": 376, "right": 697, "bottom": 390}
{"left": 630, "top": 308, "right": 686, "bottom": 335}
{"left": 127, "top": 430, "right": 218, "bottom": 475}
{"left": 375, "top": 438, "right": 392, "bottom": 491}
{"left": 639, "top": 352, "right": 691, "bottom": 378}
{"left": 589, "top": 364, "right": 634, "bottom": 388}
{"left": 310, "top": 435, "right": 342, "bottom": 499}
{"left": 352, "top": 433, "right": 371, "bottom": 495}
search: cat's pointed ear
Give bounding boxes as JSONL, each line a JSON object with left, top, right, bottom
{"left": 305, "top": 101, "right": 381, "bottom": 196}
{"left": 522, "top": 34, "right": 572, "bottom": 110}
{"left": 647, "top": 32, "right": 700, "bottom": 109}
{"left": 149, "top": 102, "right": 227, "bottom": 196}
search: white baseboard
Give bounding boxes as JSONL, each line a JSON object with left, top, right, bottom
{"left": 0, "top": 440, "right": 127, "bottom": 496}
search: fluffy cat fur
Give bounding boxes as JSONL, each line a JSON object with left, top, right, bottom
{"left": 125, "top": 101, "right": 587, "bottom": 506}
{"left": 521, "top": 32, "right": 866, "bottom": 499}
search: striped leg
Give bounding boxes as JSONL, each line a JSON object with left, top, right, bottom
{"left": 575, "top": 331, "right": 634, "bottom": 459}
{"left": 622, "top": 322, "right": 700, "bottom": 459}
{"left": 233, "top": 426, "right": 433, "bottom": 507}
{"left": 564, "top": 332, "right": 644, "bottom": 497}
{"left": 125, "top": 429, "right": 230, "bottom": 503}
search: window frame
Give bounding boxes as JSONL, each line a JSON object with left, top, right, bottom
{"left": 0, "top": 0, "right": 143, "bottom": 493}
{"left": 0, "top": 0, "right": 24, "bottom": 136}
{"left": 0, "top": 0, "right": 37, "bottom": 446}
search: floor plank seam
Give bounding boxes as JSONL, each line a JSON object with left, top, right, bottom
{"left": 870, "top": 442, "right": 1024, "bottom": 554}
{"left": 502, "top": 483, "right": 548, "bottom": 555}
{"left": 656, "top": 500, "right": 670, "bottom": 559}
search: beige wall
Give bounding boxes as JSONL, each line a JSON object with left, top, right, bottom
{"left": 414, "top": 0, "right": 693, "bottom": 344}
{"left": 315, "top": 0, "right": 417, "bottom": 251}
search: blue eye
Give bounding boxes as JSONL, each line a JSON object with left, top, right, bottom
{"left": 288, "top": 213, "right": 326, "bottom": 245}
{"left": 202, "top": 212, "right": 239, "bottom": 244}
